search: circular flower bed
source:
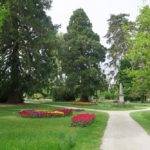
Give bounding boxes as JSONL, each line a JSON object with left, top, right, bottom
{"left": 19, "top": 108, "right": 73, "bottom": 118}
{"left": 71, "top": 113, "right": 96, "bottom": 127}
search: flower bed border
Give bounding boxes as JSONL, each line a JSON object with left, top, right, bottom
{"left": 19, "top": 108, "right": 73, "bottom": 118}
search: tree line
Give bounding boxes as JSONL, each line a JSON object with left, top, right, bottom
{"left": 106, "top": 6, "right": 150, "bottom": 102}
{"left": 0, "top": 0, "right": 149, "bottom": 103}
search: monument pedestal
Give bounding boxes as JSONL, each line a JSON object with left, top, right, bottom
{"left": 119, "top": 94, "right": 124, "bottom": 104}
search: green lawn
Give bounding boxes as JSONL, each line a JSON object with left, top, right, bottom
{"left": 131, "top": 111, "right": 150, "bottom": 134}
{"left": 49, "top": 101, "right": 150, "bottom": 111}
{"left": 0, "top": 104, "right": 108, "bottom": 150}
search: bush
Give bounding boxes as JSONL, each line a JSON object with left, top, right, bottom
{"left": 125, "top": 95, "right": 143, "bottom": 102}
{"left": 103, "top": 91, "right": 117, "bottom": 100}
{"left": 52, "top": 86, "right": 75, "bottom": 101}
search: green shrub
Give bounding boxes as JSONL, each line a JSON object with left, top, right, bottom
{"left": 52, "top": 86, "right": 75, "bottom": 101}
{"left": 103, "top": 91, "right": 117, "bottom": 100}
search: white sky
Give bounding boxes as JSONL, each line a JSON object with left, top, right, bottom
{"left": 47, "top": 0, "right": 150, "bottom": 47}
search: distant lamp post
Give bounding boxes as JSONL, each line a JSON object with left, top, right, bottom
{"left": 118, "top": 83, "right": 124, "bottom": 104}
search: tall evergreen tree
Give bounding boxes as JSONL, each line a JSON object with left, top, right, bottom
{"left": 61, "top": 8, "right": 106, "bottom": 101}
{"left": 0, "top": 0, "right": 57, "bottom": 103}
{"left": 105, "top": 14, "right": 133, "bottom": 82}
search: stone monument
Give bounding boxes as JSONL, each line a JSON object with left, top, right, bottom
{"left": 118, "top": 83, "right": 124, "bottom": 104}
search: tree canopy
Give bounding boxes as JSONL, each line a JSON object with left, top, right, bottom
{"left": 0, "top": 1, "right": 149, "bottom": 103}
{"left": 105, "top": 14, "right": 133, "bottom": 82}
{"left": 0, "top": 0, "right": 57, "bottom": 103}
{"left": 125, "top": 6, "right": 150, "bottom": 101}
{"left": 0, "top": 5, "right": 8, "bottom": 30}
{"left": 61, "top": 8, "right": 106, "bottom": 101}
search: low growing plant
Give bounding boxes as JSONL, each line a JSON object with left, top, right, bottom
{"left": 19, "top": 108, "right": 73, "bottom": 118}
{"left": 71, "top": 113, "right": 96, "bottom": 127}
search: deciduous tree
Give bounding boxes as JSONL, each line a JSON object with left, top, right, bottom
{"left": 126, "top": 6, "right": 150, "bottom": 101}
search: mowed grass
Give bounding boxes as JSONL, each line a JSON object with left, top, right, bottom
{"left": 131, "top": 111, "right": 150, "bottom": 134}
{"left": 50, "top": 101, "right": 150, "bottom": 111}
{"left": 0, "top": 104, "right": 108, "bottom": 150}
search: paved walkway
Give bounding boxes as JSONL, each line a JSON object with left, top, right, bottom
{"left": 50, "top": 104, "right": 150, "bottom": 150}
{"left": 100, "top": 111, "right": 150, "bottom": 150}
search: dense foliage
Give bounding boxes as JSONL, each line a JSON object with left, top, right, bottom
{"left": 52, "top": 86, "right": 75, "bottom": 101}
{"left": 117, "top": 6, "right": 150, "bottom": 102}
{"left": 60, "top": 9, "right": 106, "bottom": 101}
{"left": 118, "top": 59, "right": 133, "bottom": 100}
{"left": 0, "top": 5, "right": 8, "bottom": 30}
{"left": 105, "top": 14, "right": 133, "bottom": 82}
{"left": 0, "top": 1, "right": 149, "bottom": 103}
{"left": 0, "top": 0, "right": 57, "bottom": 103}
{"left": 125, "top": 6, "right": 150, "bottom": 101}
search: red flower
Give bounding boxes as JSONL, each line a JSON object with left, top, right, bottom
{"left": 71, "top": 113, "right": 96, "bottom": 127}
{"left": 19, "top": 108, "right": 73, "bottom": 118}
{"left": 55, "top": 108, "right": 73, "bottom": 116}
{"left": 19, "top": 110, "right": 34, "bottom": 117}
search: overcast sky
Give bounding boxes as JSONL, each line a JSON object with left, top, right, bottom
{"left": 47, "top": 0, "right": 149, "bottom": 47}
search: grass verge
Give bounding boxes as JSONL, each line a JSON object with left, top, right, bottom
{"left": 49, "top": 101, "right": 150, "bottom": 111}
{"left": 131, "top": 111, "right": 150, "bottom": 134}
{"left": 0, "top": 103, "right": 108, "bottom": 150}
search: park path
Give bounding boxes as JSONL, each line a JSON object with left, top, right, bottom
{"left": 100, "top": 110, "right": 150, "bottom": 150}
{"left": 50, "top": 104, "right": 150, "bottom": 150}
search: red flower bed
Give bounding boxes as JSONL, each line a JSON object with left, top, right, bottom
{"left": 71, "top": 113, "right": 96, "bottom": 127}
{"left": 19, "top": 108, "right": 72, "bottom": 118}
{"left": 55, "top": 108, "right": 73, "bottom": 116}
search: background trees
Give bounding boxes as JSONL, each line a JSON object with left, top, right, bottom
{"left": 105, "top": 6, "right": 150, "bottom": 102}
{"left": 0, "top": 0, "right": 57, "bottom": 103}
{"left": 105, "top": 14, "right": 133, "bottom": 82}
{"left": 116, "top": 6, "right": 150, "bottom": 102}
{"left": 60, "top": 9, "right": 106, "bottom": 101}
{"left": 125, "top": 6, "right": 150, "bottom": 101}
{"left": 118, "top": 59, "right": 133, "bottom": 101}
{"left": 0, "top": 1, "right": 149, "bottom": 103}
{"left": 51, "top": 33, "right": 76, "bottom": 101}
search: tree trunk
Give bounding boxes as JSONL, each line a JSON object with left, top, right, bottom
{"left": 7, "top": 91, "right": 23, "bottom": 104}
{"left": 0, "top": 91, "right": 23, "bottom": 104}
